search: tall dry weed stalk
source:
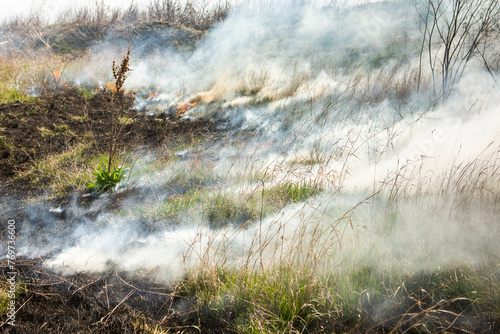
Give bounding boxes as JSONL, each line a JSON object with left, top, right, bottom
{"left": 103, "top": 46, "right": 134, "bottom": 175}
{"left": 87, "top": 47, "right": 134, "bottom": 192}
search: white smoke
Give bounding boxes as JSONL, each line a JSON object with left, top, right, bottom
{"left": 13, "top": 0, "right": 500, "bottom": 280}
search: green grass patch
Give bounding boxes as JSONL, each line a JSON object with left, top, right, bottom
{"left": 73, "top": 86, "right": 97, "bottom": 100}
{"left": 54, "top": 124, "right": 76, "bottom": 137}
{"left": 38, "top": 126, "right": 55, "bottom": 138}
{"left": 0, "top": 59, "right": 38, "bottom": 104}
{"left": 70, "top": 115, "right": 88, "bottom": 123}
{"left": 0, "top": 281, "right": 26, "bottom": 316}
{"left": 0, "top": 85, "right": 37, "bottom": 104}
{"left": 367, "top": 34, "right": 409, "bottom": 69}
{"left": 154, "top": 188, "right": 205, "bottom": 221}
{"left": 178, "top": 265, "right": 333, "bottom": 333}
{"left": 174, "top": 263, "right": 500, "bottom": 333}
{"left": 48, "top": 25, "right": 105, "bottom": 55}
{"left": 147, "top": 180, "right": 324, "bottom": 229}
{"left": 206, "top": 193, "right": 258, "bottom": 229}
{"left": 262, "top": 181, "right": 321, "bottom": 212}
{"left": 38, "top": 123, "right": 77, "bottom": 139}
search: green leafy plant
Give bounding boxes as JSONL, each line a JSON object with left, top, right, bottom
{"left": 87, "top": 165, "right": 126, "bottom": 192}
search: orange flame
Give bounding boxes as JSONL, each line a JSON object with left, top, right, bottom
{"left": 103, "top": 82, "right": 129, "bottom": 94}
{"left": 53, "top": 70, "right": 62, "bottom": 80}
{"left": 176, "top": 101, "right": 198, "bottom": 115}
{"left": 106, "top": 82, "right": 117, "bottom": 93}
{"left": 148, "top": 90, "right": 159, "bottom": 99}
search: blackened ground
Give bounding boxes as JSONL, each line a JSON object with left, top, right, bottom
{"left": 0, "top": 86, "right": 225, "bottom": 216}
{"left": 0, "top": 259, "right": 235, "bottom": 333}
{"left": 0, "top": 88, "right": 499, "bottom": 334}
{"left": 0, "top": 86, "right": 227, "bottom": 279}
{"left": 0, "top": 87, "right": 237, "bottom": 333}
{"left": 1, "top": 259, "right": 498, "bottom": 333}
{"left": 0, "top": 87, "right": 222, "bottom": 184}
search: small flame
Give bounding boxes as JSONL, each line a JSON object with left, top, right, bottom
{"left": 176, "top": 101, "right": 198, "bottom": 115}
{"left": 148, "top": 90, "right": 159, "bottom": 99}
{"left": 106, "top": 82, "right": 117, "bottom": 93}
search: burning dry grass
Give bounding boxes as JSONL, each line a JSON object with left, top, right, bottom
{"left": 0, "top": 52, "right": 91, "bottom": 105}
{"left": 2, "top": 70, "right": 496, "bottom": 332}
{"left": 175, "top": 101, "right": 198, "bottom": 115}
{"left": 0, "top": 1, "right": 500, "bottom": 333}
{"left": 0, "top": 75, "right": 222, "bottom": 199}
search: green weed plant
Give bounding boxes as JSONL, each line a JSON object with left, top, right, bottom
{"left": 87, "top": 165, "right": 126, "bottom": 193}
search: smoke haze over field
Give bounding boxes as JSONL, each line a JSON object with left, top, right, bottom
{"left": 7, "top": 0, "right": 500, "bottom": 282}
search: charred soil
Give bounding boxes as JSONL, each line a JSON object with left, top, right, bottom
{"left": 0, "top": 258, "right": 225, "bottom": 334}
{"left": 0, "top": 88, "right": 234, "bottom": 333}
{"left": 0, "top": 87, "right": 224, "bottom": 218}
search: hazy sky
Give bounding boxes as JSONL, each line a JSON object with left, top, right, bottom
{"left": 1, "top": 0, "right": 148, "bottom": 22}
{"left": 0, "top": 0, "right": 374, "bottom": 22}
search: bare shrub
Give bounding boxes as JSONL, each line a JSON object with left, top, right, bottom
{"left": 0, "top": 0, "right": 230, "bottom": 55}
{"left": 146, "top": 0, "right": 229, "bottom": 29}
{"left": 417, "top": 0, "right": 500, "bottom": 100}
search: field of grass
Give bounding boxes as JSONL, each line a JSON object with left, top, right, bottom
{"left": 0, "top": 0, "right": 500, "bottom": 333}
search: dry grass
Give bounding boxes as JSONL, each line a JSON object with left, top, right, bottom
{"left": 0, "top": 1, "right": 499, "bottom": 333}
{"left": 0, "top": 0, "right": 230, "bottom": 59}
{"left": 0, "top": 55, "right": 39, "bottom": 104}
{"left": 19, "top": 143, "right": 96, "bottom": 196}
{"left": 0, "top": 52, "right": 84, "bottom": 104}
{"left": 147, "top": 0, "right": 230, "bottom": 29}
{"left": 0, "top": 0, "right": 229, "bottom": 40}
